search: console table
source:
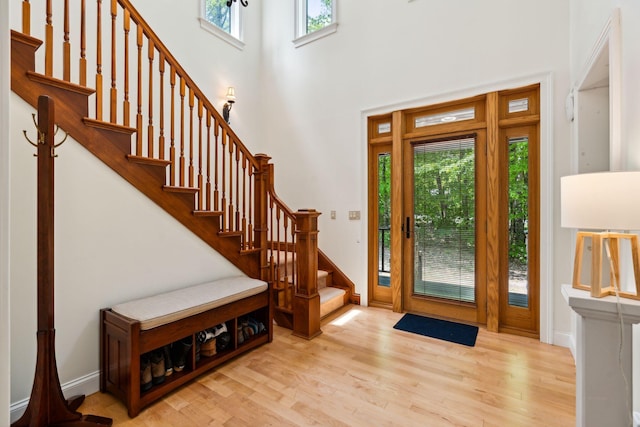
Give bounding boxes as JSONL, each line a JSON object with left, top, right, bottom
{"left": 562, "top": 284, "right": 640, "bottom": 427}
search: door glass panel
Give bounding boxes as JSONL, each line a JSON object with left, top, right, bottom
{"left": 413, "top": 137, "right": 475, "bottom": 303}
{"left": 378, "top": 152, "right": 391, "bottom": 287}
{"left": 415, "top": 107, "right": 475, "bottom": 128}
{"left": 508, "top": 136, "right": 529, "bottom": 307}
{"left": 508, "top": 98, "right": 529, "bottom": 113}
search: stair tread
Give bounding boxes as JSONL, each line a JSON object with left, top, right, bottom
{"left": 127, "top": 155, "right": 171, "bottom": 167}
{"left": 193, "top": 210, "right": 224, "bottom": 217}
{"left": 240, "top": 248, "right": 261, "bottom": 255}
{"left": 319, "top": 286, "right": 346, "bottom": 318}
{"left": 85, "top": 118, "right": 136, "bottom": 134}
{"left": 26, "top": 70, "right": 95, "bottom": 95}
{"left": 319, "top": 286, "right": 346, "bottom": 303}
{"left": 163, "top": 185, "right": 199, "bottom": 194}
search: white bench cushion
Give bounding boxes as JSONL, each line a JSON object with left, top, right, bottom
{"left": 111, "top": 276, "right": 268, "bottom": 330}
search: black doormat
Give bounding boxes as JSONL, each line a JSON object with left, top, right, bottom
{"left": 393, "top": 313, "right": 478, "bottom": 347}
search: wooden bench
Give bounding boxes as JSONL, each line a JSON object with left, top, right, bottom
{"left": 100, "top": 276, "right": 272, "bottom": 417}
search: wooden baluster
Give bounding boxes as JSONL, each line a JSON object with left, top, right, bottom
{"left": 273, "top": 206, "right": 280, "bottom": 294}
{"left": 228, "top": 138, "right": 234, "bottom": 231}
{"left": 213, "top": 122, "right": 219, "bottom": 211}
{"left": 22, "top": 0, "right": 31, "bottom": 36}
{"left": 45, "top": 0, "right": 53, "bottom": 76}
{"left": 268, "top": 196, "right": 275, "bottom": 283}
{"left": 179, "top": 77, "right": 186, "bottom": 186}
{"left": 283, "top": 216, "right": 289, "bottom": 283}
{"left": 197, "top": 98, "right": 204, "bottom": 210}
{"left": 278, "top": 209, "right": 286, "bottom": 306}
{"left": 276, "top": 207, "right": 281, "bottom": 266}
{"left": 248, "top": 162, "right": 254, "bottom": 249}
{"left": 147, "top": 40, "right": 154, "bottom": 157}
{"left": 241, "top": 154, "right": 247, "bottom": 248}
{"left": 122, "top": 9, "right": 130, "bottom": 125}
{"left": 95, "top": 0, "right": 103, "bottom": 120}
{"left": 79, "top": 0, "right": 87, "bottom": 86}
{"left": 109, "top": 0, "right": 117, "bottom": 122}
{"left": 158, "top": 53, "right": 165, "bottom": 160}
{"left": 169, "top": 66, "right": 176, "bottom": 186}
{"left": 135, "top": 25, "right": 143, "bottom": 155}
{"left": 221, "top": 129, "right": 227, "bottom": 230}
{"left": 291, "top": 222, "right": 297, "bottom": 290}
{"left": 235, "top": 146, "right": 240, "bottom": 232}
{"left": 63, "top": 0, "right": 70, "bottom": 81}
{"left": 206, "top": 111, "right": 212, "bottom": 211}
{"left": 188, "top": 88, "right": 194, "bottom": 187}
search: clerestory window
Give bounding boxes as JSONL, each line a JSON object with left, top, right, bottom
{"left": 200, "top": 0, "right": 245, "bottom": 50}
{"left": 294, "top": 0, "right": 338, "bottom": 48}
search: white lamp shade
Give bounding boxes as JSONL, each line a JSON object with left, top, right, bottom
{"left": 561, "top": 171, "right": 640, "bottom": 230}
{"left": 225, "top": 87, "right": 236, "bottom": 102}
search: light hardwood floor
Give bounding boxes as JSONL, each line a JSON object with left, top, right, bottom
{"left": 80, "top": 306, "right": 575, "bottom": 426}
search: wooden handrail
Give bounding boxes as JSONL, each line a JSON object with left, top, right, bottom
{"left": 116, "top": 0, "right": 257, "bottom": 168}
{"left": 16, "top": 0, "right": 354, "bottom": 329}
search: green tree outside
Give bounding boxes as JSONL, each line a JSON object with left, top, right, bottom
{"left": 307, "top": 0, "right": 332, "bottom": 33}
{"left": 205, "top": 0, "right": 231, "bottom": 33}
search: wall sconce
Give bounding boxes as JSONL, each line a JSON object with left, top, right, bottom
{"left": 222, "top": 87, "right": 236, "bottom": 124}
{"left": 561, "top": 171, "right": 640, "bottom": 300}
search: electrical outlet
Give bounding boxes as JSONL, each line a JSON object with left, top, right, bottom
{"left": 331, "top": 210, "right": 336, "bottom": 219}
{"left": 348, "top": 211, "right": 361, "bottom": 220}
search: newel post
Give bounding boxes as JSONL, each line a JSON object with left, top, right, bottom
{"left": 293, "top": 209, "right": 322, "bottom": 340}
{"left": 253, "top": 154, "right": 271, "bottom": 282}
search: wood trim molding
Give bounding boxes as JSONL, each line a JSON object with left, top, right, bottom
{"left": 485, "top": 92, "right": 500, "bottom": 333}
{"left": 391, "top": 111, "right": 404, "bottom": 313}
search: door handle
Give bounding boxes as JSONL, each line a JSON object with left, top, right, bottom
{"left": 405, "top": 217, "right": 410, "bottom": 239}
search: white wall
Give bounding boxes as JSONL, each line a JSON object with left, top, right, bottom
{"left": 15, "top": 0, "right": 629, "bottom": 416}
{"left": 1, "top": 0, "right": 11, "bottom": 424}
{"left": 260, "top": 0, "right": 573, "bottom": 342}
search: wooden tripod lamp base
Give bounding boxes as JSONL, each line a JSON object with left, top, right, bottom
{"left": 572, "top": 231, "right": 640, "bottom": 300}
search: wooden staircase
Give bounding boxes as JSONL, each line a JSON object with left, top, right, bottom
{"left": 10, "top": 0, "right": 358, "bottom": 338}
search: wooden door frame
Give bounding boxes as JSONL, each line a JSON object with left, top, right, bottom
{"left": 366, "top": 79, "right": 550, "bottom": 342}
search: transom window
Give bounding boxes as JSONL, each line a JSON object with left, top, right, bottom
{"left": 200, "top": 0, "right": 244, "bottom": 50}
{"left": 294, "top": 0, "right": 338, "bottom": 48}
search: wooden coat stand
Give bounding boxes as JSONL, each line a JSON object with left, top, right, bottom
{"left": 13, "top": 96, "right": 112, "bottom": 427}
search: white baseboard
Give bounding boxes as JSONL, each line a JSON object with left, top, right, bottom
{"left": 10, "top": 371, "right": 100, "bottom": 423}
{"left": 553, "top": 330, "right": 576, "bottom": 362}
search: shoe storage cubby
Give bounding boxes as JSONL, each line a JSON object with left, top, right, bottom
{"left": 101, "top": 288, "right": 272, "bottom": 417}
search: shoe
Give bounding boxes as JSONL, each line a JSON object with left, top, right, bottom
{"left": 200, "top": 338, "right": 217, "bottom": 357}
{"left": 150, "top": 349, "right": 165, "bottom": 385}
{"left": 172, "top": 337, "right": 192, "bottom": 372}
{"left": 237, "top": 325, "right": 244, "bottom": 345}
{"left": 247, "top": 318, "right": 265, "bottom": 335}
{"left": 211, "top": 323, "right": 228, "bottom": 337}
{"left": 140, "top": 355, "right": 152, "bottom": 392}
{"left": 163, "top": 345, "right": 173, "bottom": 376}
{"left": 216, "top": 331, "right": 231, "bottom": 352}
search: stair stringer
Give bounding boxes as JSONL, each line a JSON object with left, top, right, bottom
{"left": 11, "top": 31, "right": 260, "bottom": 278}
